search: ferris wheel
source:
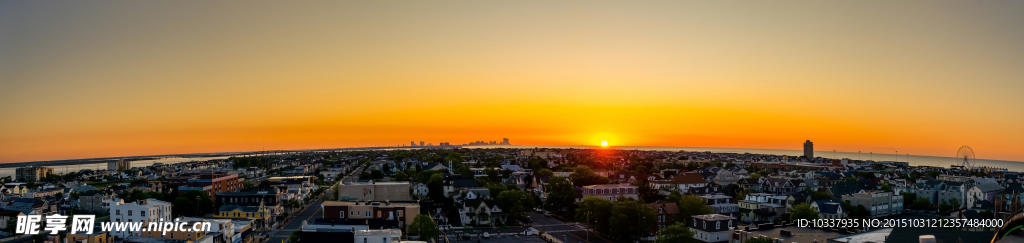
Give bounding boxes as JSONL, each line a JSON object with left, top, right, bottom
{"left": 955, "top": 145, "right": 975, "bottom": 171}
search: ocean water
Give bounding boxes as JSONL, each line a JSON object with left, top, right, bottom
{"left": 466, "top": 145, "right": 1024, "bottom": 172}
{"left": 0, "top": 156, "right": 232, "bottom": 178}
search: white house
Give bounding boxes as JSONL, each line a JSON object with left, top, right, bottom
{"left": 109, "top": 199, "right": 173, "bottom": 238}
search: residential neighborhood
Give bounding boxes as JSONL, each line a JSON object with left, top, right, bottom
{"left": 0, "top": 145, "right": 1020, "bottom": 243}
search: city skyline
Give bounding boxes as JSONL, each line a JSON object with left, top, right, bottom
{"left": 2, "top": 1, "right": 1024, "bottom": 163}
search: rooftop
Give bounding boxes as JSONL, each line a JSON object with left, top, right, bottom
{"left": 322, "top": 200, "right": 420, "bottom": 207}
{"left": 692, "top": 214, "right": 734, "bottom": 221}
{"left": 582, "top": 184, "right": 637, "bottom": 189}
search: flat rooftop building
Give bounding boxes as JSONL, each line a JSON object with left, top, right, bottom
{"left": 337, "top": 181, "right": 411, "bottom": 201}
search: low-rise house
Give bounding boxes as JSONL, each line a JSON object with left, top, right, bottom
{"left": 712, "top": 169, "right": 743, "bottom": 185}
{"left": 738, "top": 178, "right": 763, "bottom": 192}
{"left": 458, "top": 199, "right": 504, "bottom": 227}
{"left": 786, "top": 192, "right": 811, "bottom": 213}
{"left": 911, "top": 179, "right": 945, "bottom": 204}
{"left": 109, "top": 199, "right": 173, "bottom": 238}
{"left": 320, "top": 200, "right": 420, "bottom": 229}
{"left": 216, "top": 204, "right": 273, "bottom": 229}
{"left": 841, "top": 192, "right": 903, "bottom": 218}
{"left": 690, "top": 214, "right": 737, "bottom": 243}
{"left": 686, "top": 185, "right": 723, "bottom": 196}
{"left": 442, "top": 175, "right": 480, "bottom": 198}
{"left": 579, "top": 184, "right": 638, "bottom": 202}
{"left": 701, "top": 194, "right": 738, "bottom": 217}
{"left": 761, "top": 178, "right": 797, "bottom": 195}
{"left": 937, "top": 181, "right": 967, "bottom": 207}
{"left": 0, "top": 209, "right": 25, "bottom": 231}
{"left": 670, "top": 173, "right": 708, "bottom": 192}
{"left": 648, "top": 203, "right": 680, "bottom": 233}
{"left": 738, "top": 193, "right": 785, "bottom": 223}
{"left": 968, "top": 183, "right": 1004, "bottom": 209}
{"left": 79, "top": 191, "right": 114, "bottom": 214}
{"left": 829, "top": 181, "right": 864, "bottom": 198}
{"left": 810, "top": 199, "right": 846, "bottom": 219}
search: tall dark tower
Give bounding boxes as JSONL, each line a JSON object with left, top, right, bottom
{"left": 804, "top": 140, "right": 814, "bottom": 159}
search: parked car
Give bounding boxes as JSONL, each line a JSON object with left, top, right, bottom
{"left": 483, "top": 232, "right": 490, "bottom": 239}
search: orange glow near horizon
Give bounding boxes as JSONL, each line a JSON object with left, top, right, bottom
{"left": 1, "top": 1, "right": 1023, "bottom": 163}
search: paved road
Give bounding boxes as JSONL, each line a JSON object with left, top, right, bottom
{"left": 266, "top": 164, "right": 362, "bottom": 243}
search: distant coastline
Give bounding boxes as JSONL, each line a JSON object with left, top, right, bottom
{"left": 466, "top": 144, "right": 1024, "bottom": 172}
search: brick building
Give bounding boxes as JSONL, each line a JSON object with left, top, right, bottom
{"left": 321, "top": 200, "right": 420, "bottom": 229}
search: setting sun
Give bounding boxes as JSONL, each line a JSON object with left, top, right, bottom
{"left": 601, "top": 141, "right": 608, "bottom": 147}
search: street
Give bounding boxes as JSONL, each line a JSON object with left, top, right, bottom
{"left": 266, "top": 164, "right": 362, "bottom": 243}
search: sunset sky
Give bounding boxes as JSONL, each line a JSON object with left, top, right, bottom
{"left": 1, "top": 1, "right": 1023, "bottom": 163}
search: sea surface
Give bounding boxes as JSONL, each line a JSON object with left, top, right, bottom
{"left": 467, "top": 145, "right": 1024, "bottom": 172}
{"left": 0, "top": 156, "right": 232, "bottom": 179}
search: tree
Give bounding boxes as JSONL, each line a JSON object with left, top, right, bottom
{"left": 745, "top": 237, "right": 775, "bottom": 243}
{"left": 416, "top": 170, "right": 441, "bottom": 183}
{"left": 570, "top": 166, "right": 609, "bottom": 187}
{"left": 939, "top": 199, "right": 952, "bottom": 214}
{"left": 445, "top": 152, "right": 465, "bottom": 163}
{"left": 685, "top": 162, "right": 699, "bottom": 170}
{"left": 790, "top": 203, "right": 819, "bottom": 221}
{"left": 394, "top": 171, "right": 409, "bottom": 181}
{"left": 811, "top": 191, "right": 834, "bottom": 201}
{"left": 407, "top": 214, "right": 439, "bottom": 240}
{"left": 749, "top": 173, "right": 761, "bottom": 179}
{"left": 608, "top": 198, "right": 658, "bottom": 242}
{"left": 544, "top": 177, "right": 576, "bottom": 215}
{"left": 901, "top": 192, "right": 916, "bottom": 207}
{"left": 913, "top": 197, "right": 932, "bottom": 209}
{"left": 528, "top": 157, "right": 549, "bottom": 171}
{"left": 667, "top": 192, "right": 713, "bottom": 225}
{"left": 576, "top": 196, "right": 614, "bottom": 233}
{"left": 636, "top": 179, "right": 665, "bottom": 203}
{"left": 484, "top": 168, "right": 500, "bottom": 183}
{"left": 174, "top": 190, "right": 214, "bottom": 216}
{"left": 496, "top": 190, "right": 535, "bottom": 224}
{"left": 370, "top": 170, "right": 385, "bottom": 180}
{"left": 5, "top": 217, "right": 14, "bottom": 233}
{"left": 656, "top": 222, "right": 697, "bottom": 243}
{"left": 881, "top": 183, "right": 893, "bottom": 192}
{"left": 841, "top": 201, "right": 869, "bottom": 219}
{"left": 538, "top": 169, "right": 553, "bottom": 177}
{"left": 635, "top": 165, "right": 648, "bottom": 175}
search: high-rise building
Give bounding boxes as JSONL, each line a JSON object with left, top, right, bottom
{"left": 108, "top": 159, "right": 131, "bottom": 172}
{"left": 410, "top": 141, "right": 415, "bottom": 146}
{"left": 502, "top": 138, "right": 510, "bottom": 145}
{"left": 419, "top": 141, "right": 424, "bottom": 146}
{"left": 804, "top": 140, "right": 814, "bottom": 159}
{"left": 15, "top": 166, "right": 53, "bottom": 182}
